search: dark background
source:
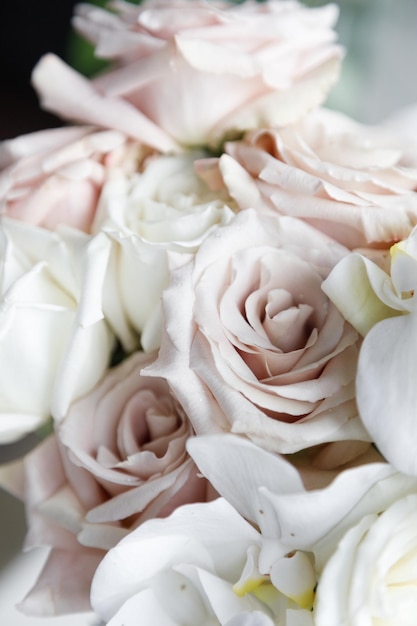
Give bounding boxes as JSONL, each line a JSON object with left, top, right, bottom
{"left": 0, "top": 0, "right": 78, "bottom": 139}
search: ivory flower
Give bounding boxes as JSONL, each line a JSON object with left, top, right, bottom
{"left": 0, "top": 218, "right": 114, "bottom": 442}
{"left": 94, "top": 152, "right": 235, "bottom": 352}
{"left": 91, "top": 498, "right": 316, "bottom": 626}
{"left": 188, "top": 435, "right": 417, "bottom": 624}
{"left": 315, "top": 494, "right": 417, "bottom": 625}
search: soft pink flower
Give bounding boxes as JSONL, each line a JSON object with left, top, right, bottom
{"left": 2, "top": 351, "right": 211, "bottom": 615}
{"left": 203, "top": 108, "right": 417, "bottom": 248}
{"left": 33, "top": 0, "right": 342, "bottom": 148}
{"left": 148, "top": 209, "right": 370, "bottom": 454}
{"left": 0, "top": 125, "right": 149, "bottom": 232}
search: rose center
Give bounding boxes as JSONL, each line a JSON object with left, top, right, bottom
{"left": 262, "top": 289, "right": 315, "bottom": 352}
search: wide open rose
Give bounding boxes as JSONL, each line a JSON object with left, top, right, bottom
{"left": 0, "top": 125, "right": 142, "bottom": 233}
{"left": 0, "top": 217, "right": 114, "bottom": 442}
{"left": 209, "top": 107, "right": 417, "bottom": 248}
{"left": 0, "top": 350, "right": 210, "bottom": 615}
{"left": 33, "top": 0, "right": 342, "bottom": 149}
{"left": 94, "top": 151, "right": 235, "bottom": 352}
{"left": 149, "top": 209, "right": 369, "bottom": 453}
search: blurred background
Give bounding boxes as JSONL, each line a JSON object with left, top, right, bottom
{"left": 0, "top": 0, "right": 417, "bottom": 140}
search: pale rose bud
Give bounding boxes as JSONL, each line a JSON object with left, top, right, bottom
{"left": 95, "top": 151, "right": 236, "bottom": 353}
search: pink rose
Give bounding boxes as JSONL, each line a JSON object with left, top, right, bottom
{"left": 149, "top": 210, "right": 370, "bottom": 454}
{"left": 205, "top": 108, "right": 417, "bottom": 248}
{"left": 0, "top": 125, "right": 147, "bottom": 232}
{"left": 7, "top": 351, "right": 211, "bottom": 615}
{"left": 33, "top": 0, "right": 342, "bottom": 148}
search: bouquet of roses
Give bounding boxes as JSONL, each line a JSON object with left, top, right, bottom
{"left": 1, "top": 1, "right": 417, "bottom": 624}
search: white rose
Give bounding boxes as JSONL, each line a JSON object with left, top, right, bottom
{"left": 0, "top": 218, "right": 114, "bottom": 442}
{"left": 315, "top": 494, "right": 417, "bottom": 625}
{"left": 94, "top": 152, "right": 235, "bottom": 352}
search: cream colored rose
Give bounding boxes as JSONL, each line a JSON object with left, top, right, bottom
{"left": 0, "top": 218, "right": 114, "bottom": 442}
{"left": 32, "top": 0, "right": 342, "bottom": 149}
{"left": 213, "top": 107, "right": 417, "bottom": 248}
{"left": 315, "top": 494, "right": 417, "bottom": 625}
{"left": 149, "top": 209, "right": 369, "bottom": 453}
{"left": 94, "top": 152, "right": 235, "bottom": 352}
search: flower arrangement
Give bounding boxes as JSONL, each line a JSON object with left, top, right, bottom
{"left": 1, "top": 0, "right": 417, "bottom": 624}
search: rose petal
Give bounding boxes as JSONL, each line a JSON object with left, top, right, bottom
{"left": 32, "top": 54, "right": 178, "bottom": 153}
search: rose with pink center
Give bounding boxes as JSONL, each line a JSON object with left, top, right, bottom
{"left": 6, "top": 350, "right": 210, "bottom": 615}
{"left": 149, "top": 209, "right": 369, "bottom": 454}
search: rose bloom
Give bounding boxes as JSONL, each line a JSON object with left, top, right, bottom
{"left": 315, "top": 494, "right": 417, "bottom": 625}
{"left": 0, "top": 217, "right": 114, "bottom": 443}
{"left": 205, "top": 107, "right": 417, "bottom": 249}
{"left": 149, "top": 209, "right": 369, "bottom": 454}
{"left": 33, "top": 0, "right": 342, "bottom": 149}
{"left": 0, "top": 350, "right": 211, "bottom": 615}
{"left": 0, "top": 125, "right": 145, "bottom": 233}
{"left": 94, "top": 151, "right": 236, "bottom": 352}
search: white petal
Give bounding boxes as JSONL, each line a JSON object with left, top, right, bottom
{"left": 187, "top": 434, "right": 304, "bottom": 532}
{"left": 356, "top": 312, "right": 417, "bottom": 475}
{"left": 106, "top": 589, "right": 177, "bottom": 626}
{"left": 91, "top": 498, "right": 258, "bottom": 621}
{"left": 225, "top": 612, "right": 275, "bottom": 626}
{"left": 322, "top": 253, "right": 401, "bottom": 336}
{"left": 270, "top": 552, "right": 315, "bottom": 610}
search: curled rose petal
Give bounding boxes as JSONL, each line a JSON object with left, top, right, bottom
{"left": 206, "top": 107, "right": 417, "bottom": 248}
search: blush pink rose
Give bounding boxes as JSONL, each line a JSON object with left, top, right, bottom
{"left": 32, "top": 0, "right": 342, "bottom": 148}
{"left": 203, "top": 108, "right": 417, "bottom": 248}
{"left": 148, "top": 209, "right": 370, "bottom": 455}
{"left": 0, "top": 125, "right": 148, "bottom": 233}
{"left": 3, "top": 350, "right": 211, "bottom": 616}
